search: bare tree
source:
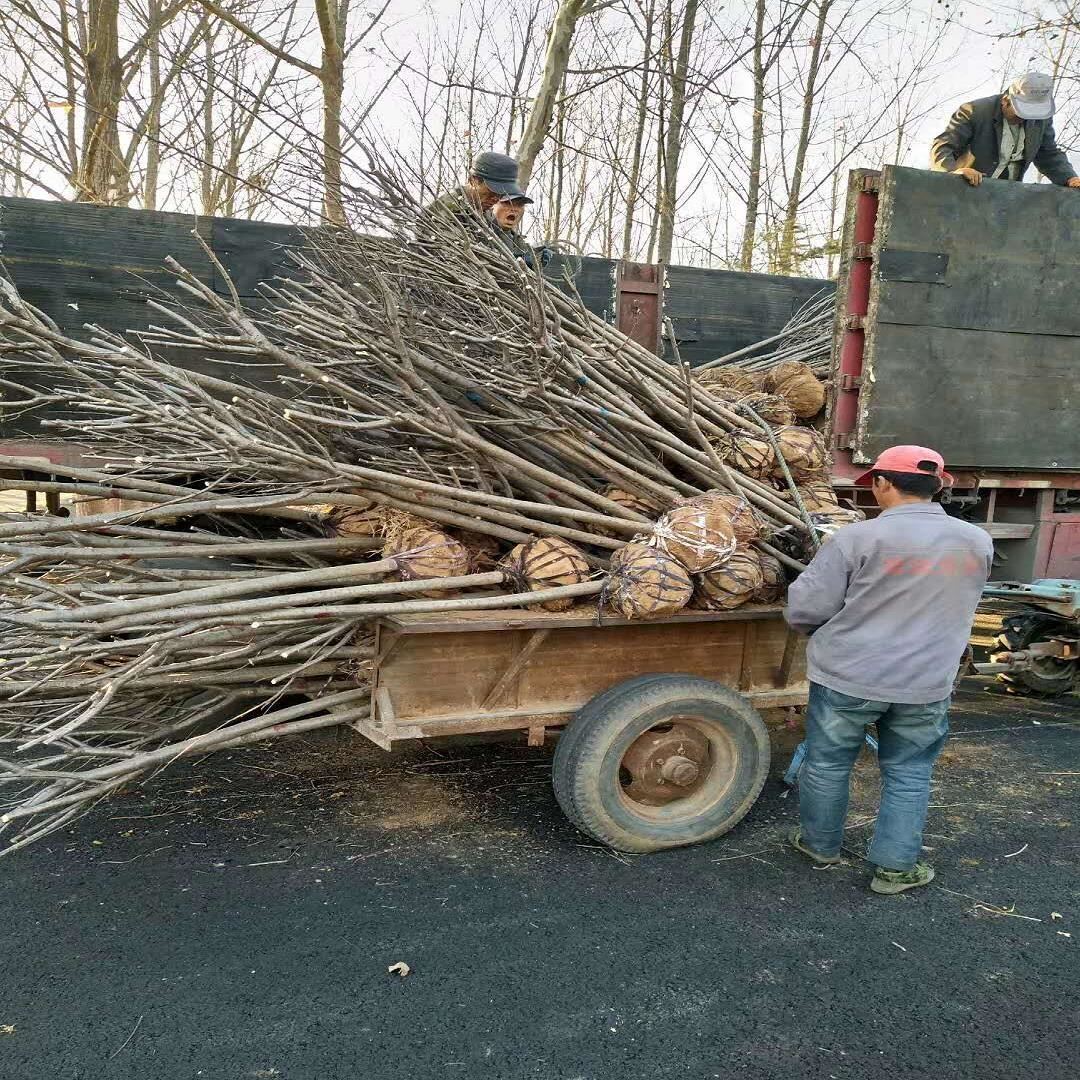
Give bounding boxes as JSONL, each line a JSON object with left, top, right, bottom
{"left": 774, "top": 0, "right": 831, "bottom": 274}
{"left": 516, "top": 0, "right": 610, "bottom": 186}
{"left": 655, "top": 0, "right": 697, "bottom": 264}
{"left": 193, "top": 0, "right": 391, "bottom": 224}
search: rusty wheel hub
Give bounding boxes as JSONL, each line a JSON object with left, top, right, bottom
{"left": 620, "top": 721, "right": 712, "bottom": 806}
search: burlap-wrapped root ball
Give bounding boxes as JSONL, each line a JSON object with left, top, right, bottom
{"left": 754, "top": 552, "right": 787, "bottom": 603}
{"left": 696, "top": 385, "right": 746, "bottom": 407}
{"left": 772, "top": 426, "right": 829, "bottom": 479}
{"left": 651, "top": 501, "right": 738, "bottom": 573}
{"left": 739, "top": 391, "right": 796, "bottom": 427}
{"left": 454, "top": 528, "right": 504, "bottom": 572}
{"left": 383, "top": 526, "right": 470, "bottom": 596}
{"left": 811, "top": 506, "right": 866, "bottom": 542}
{"left": 693, "top": 366, "right": 756, "bottom": 396}
{"left": 501, "top": 537, "right": 591, "bottom": 612}
{"left": 764, "top": 360, "right": 827, "bottom": 418}
{"left": 325, "top": 501, "right": 382, "bottom": 538}
{"left": 697, "top": 548, "right": 765, "bottom": 611}
{"left": 603, "top": 485, "right": 664, "bottom": 519}
{"left": 606, "top": 543, "right": 694, "bottom": 620}
{"left": 592, "top": 486, "right": 665, "bottom": 539}
{"left": 795, "top": 478, "right": 839, "bottom": 511}
{"left": 686, "top": 490, "right": 770, "bottom": 544}
{"left": 716, "top": 432, "right": 777, "bottom": 480}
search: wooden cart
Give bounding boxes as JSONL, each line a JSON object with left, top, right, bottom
{"left": 350, "top": 605, "right": 808, "bottom": 853}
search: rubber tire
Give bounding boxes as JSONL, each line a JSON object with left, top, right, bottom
{"left": 552, "top": 673, "right": 771, "bottom": 853}
{"left": 997, "top": 615, "right": 1076, "bottom": 696}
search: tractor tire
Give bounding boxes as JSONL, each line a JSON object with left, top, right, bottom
{"left": 997, "top": 614, "right": 1076, "bottom": 697}
{"left": 552, "top": 674, "right": 770, "bottom": 853}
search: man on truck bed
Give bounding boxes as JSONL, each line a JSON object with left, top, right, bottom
{"left": 784, "top": 446, "right": 993, "bottom": 894}
{"left": 426, "top": 151, "right": 531, "bottom": 223}
{"left": 930, "top": 72, "right": 1080, "bottom": 188}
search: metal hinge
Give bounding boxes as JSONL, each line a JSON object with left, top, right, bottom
{"left": 861, "top": 173, "right": 881, "bottom": 194}
{"left": 832, "top": 432, "right": 854, "bottom": 450}
{"left": 844, "top": 314, "right": 865, "bottom": 331}
{"left": 853, "top": 242, "right": 873, "bottom": 260}
{"left": 839, "top": 373, "right": 863, "bottom": 391}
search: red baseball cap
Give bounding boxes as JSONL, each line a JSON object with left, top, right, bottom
{"left": 854, "top": 445, "right": 954, "bottom": 488}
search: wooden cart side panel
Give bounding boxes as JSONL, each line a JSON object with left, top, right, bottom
{"left": 376, "top": 616, "right": 807, "bottom": 732}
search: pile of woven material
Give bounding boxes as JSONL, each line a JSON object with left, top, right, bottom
{"left": 0, "top": 162, "right": 855, "bottom": 852}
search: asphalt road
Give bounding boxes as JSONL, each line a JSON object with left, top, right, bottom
{"left": 2, "top": 684, "right": 1078, "bottom": 1080}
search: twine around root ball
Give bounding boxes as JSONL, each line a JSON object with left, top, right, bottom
{"left": 693, "top": 366, "right": 756, "bottom": 396}
{"left": 605, "top": 542, "right": 694, "bottom": 619}
{"left": 764, "top": 359, "right": 826, "bottom": 419}
{"left": 500, "top": 536, "right": 592, "bottom": 612}
{"left": 715, "top": 432, "right": 776, "bottom": 481}
{"left": 740, "top": 391, "right": 796, "bottom": 427}
{"left": 324, "top": 501, "right": 382, "bottom": 538}
{"left": 811, "top": 506, "right": 866, "bottom": 541}
{"left": 772, "top": 426, "right": 829, "bottom": 479}
{"left": 650, "top": 502, "right": 738, "bottom": 574}
{"left": 684, "top": 490, "right": 772, "bottom": 544}
{"left": 696, "top": 547, "right": 765, "bottom": 611}
{"left": 754, "top": 551, "right": 787, "bottom": 603}
{"left": 383, "top": 526, "right": 471, "bottom": 595}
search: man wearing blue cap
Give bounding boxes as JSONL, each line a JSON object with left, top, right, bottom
{"left": 931, "top": 72, "right": 1080, "bottom": 188}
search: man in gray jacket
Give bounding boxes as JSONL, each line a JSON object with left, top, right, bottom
{"left": 784, "top": 446, "right": 993, "bottom": 894}
{"left": 931, "top": 72, "right": 1080, "bottom": 188}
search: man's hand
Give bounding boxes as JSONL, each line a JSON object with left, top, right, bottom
{"left": 956, "top": 167, "right": 983, "bottom": 186}
{"left": 1067, "top": 176, "right": 1080, "bottom": 189}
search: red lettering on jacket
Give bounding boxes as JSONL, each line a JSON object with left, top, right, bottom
{"left": 880, "top": 552, "right": 984, "bottom": 577}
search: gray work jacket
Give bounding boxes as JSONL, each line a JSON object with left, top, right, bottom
{"left": 784, "top": 503, "right": 993, "bottom": 704}
{"left": 930, "top": 95, "right": 1077, "bottom": 185}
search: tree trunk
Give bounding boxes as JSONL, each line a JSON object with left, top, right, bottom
{"left": 516, "top": 0, "right": 592, "bottom": 187}
{"left": 738, "top": 0, "right": 766, "bottom": 271}
{"left": 776, "top": 0, "right": 831, "bottom": 274}
{"left": 143, "top": 0, "right": 163, "bottom": 210}
{"left": 80, "top": 0, "right": 128, "bottom": 204}
{"left": 550, "top": 86, "right": 568, "bottom": 244}
{"left": 57, "top": 1, "right": 81, "bottom": 190}
{"left": 200, "top": 32, "right": 216, "bottom": 213}
{"left": 315, "top": 0, "right": 348, "bottom": 226}
{"left": 621, "top": 0, "right": 656, "bottom": 260}
{"left": 656, "top": 0, "right": 698, "bottom": 265}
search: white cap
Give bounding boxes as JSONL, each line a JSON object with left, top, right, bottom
{"left": 1007, "top": 72, "right": 1055, "bottom": 120}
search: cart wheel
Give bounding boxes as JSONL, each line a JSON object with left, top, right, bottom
{"left": 997, "top": 615, "right": 1076, "bottom": 696}
{"left": 552, "top": 674, "right": 771, "bottom": 853}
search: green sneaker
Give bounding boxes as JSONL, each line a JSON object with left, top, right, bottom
{"left": 788, "top": 827, "right": 841, "bottom": 866}
{"left": 870, "top": 862, "right": 935, "bottom": 895}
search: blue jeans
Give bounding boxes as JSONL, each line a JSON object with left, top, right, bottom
{"left": 799, "top": 682, "right": 950, "bottom": 870}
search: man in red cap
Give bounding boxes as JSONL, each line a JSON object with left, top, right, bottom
{"left": 784, "top": 446, "right": 993, "bottom": 894}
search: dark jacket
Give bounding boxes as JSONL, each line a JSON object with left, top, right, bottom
{"left": 930, "top": 95, "right": 1076, "bottom": 185}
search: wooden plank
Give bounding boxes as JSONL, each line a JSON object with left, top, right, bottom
{"left": 738, "top": 620, "right": 756, "bottom": 691}
{"left": 380, "top": 604, "right": 785, "bottom": 635}
{"left": 872, "top": 167, "right": 1080, "bottom": 334}
{"left": 376, "top": 615, "right": 807, "bottom": 727}
{"left": 390, "top": 685, "right": 811, "bottom": 741}
{"left": 859, "top": 323, "right": 1079, "bottom": 469}
{"left": 479, "top": 629, "right": 551, "bottom": 709}
{"left": 857, "top": 166, "right": 1080, "bottom": 471}
{"left": 776, "top": 627, "right": 800, "bottom": 688}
